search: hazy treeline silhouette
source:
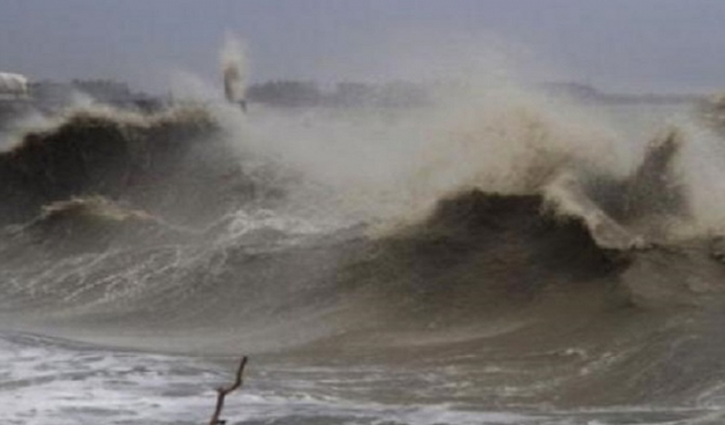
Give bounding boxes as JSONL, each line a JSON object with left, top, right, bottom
{"left": 2, "top": 77, "right": 704, "bottom": 116}
{"left": 247, "top": 80, "right": 430, "bottom": 107}
{"left": 246, "top": 80, "right": 703, "bottom": 107}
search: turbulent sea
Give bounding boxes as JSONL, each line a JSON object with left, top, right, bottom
{"left": 3, "top": 89, "right": 725, "bottom": 424}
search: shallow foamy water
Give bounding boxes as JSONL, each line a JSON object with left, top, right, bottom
{"left": 1, "top": 332, "right": 723, "bottom": 425}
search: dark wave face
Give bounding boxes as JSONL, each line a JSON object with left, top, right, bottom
{"left": 2, "top": 99, "right": 725, "bottom": 415}
{"left": 0, "top": 107, "right": 281, "bottom": 227}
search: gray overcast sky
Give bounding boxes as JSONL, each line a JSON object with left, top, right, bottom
{"left": 2, "top": 0, "right": 725, "bottom": 93}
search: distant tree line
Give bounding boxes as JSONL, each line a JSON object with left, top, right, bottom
{"left": 246, "top": 80, "right": 430, "bottom": 107}
{"left": 28, "top": 79, "right": 162, "bottom": 112}
{"left": 23, "top": 77, "right": 703, "bottom": 112}
{"left": 539, "top": 82, "right": 701, "bottom": 104}
{"left": 245, "top": 80, "right": 700, "bottom": 108}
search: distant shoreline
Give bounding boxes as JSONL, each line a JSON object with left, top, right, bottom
{"left": 0, "top": 78, "right": 711, "bottom": 111}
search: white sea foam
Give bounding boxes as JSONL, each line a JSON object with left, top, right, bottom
{"left": 2, "top": 333, "right": 723, "bottom": 425}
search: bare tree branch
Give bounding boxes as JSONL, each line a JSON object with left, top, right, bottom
{"left": 208, "top": 356, "right": 248, "bottom": 425}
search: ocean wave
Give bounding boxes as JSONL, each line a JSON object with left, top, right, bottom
{"left": 1, "top": 92, "right": 725, "bottom": 409}
{"left": 0, "top": 106, "right": 268, "bottom": 226}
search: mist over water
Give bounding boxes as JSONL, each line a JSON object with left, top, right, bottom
{"left": 4, "top": 36, "right": 725, "bottom": 424}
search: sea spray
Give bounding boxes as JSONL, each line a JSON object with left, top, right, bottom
{"left": 4, "top": 50, "right": 725, "bottom": 421}
{"left": 221, "top": 32, "right": 249, "bottom": 105}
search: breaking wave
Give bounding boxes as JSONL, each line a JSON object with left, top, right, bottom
{"left": 2, "top": 90, "right": 725, "bottom": 410}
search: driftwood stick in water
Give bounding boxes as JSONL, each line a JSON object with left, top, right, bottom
{"left": 208, "top": 356, "right": 248, "bottom": 425}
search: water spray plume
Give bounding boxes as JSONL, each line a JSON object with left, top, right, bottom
{"left": 220, "top": 32, "right": 249, "bottom": 108}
